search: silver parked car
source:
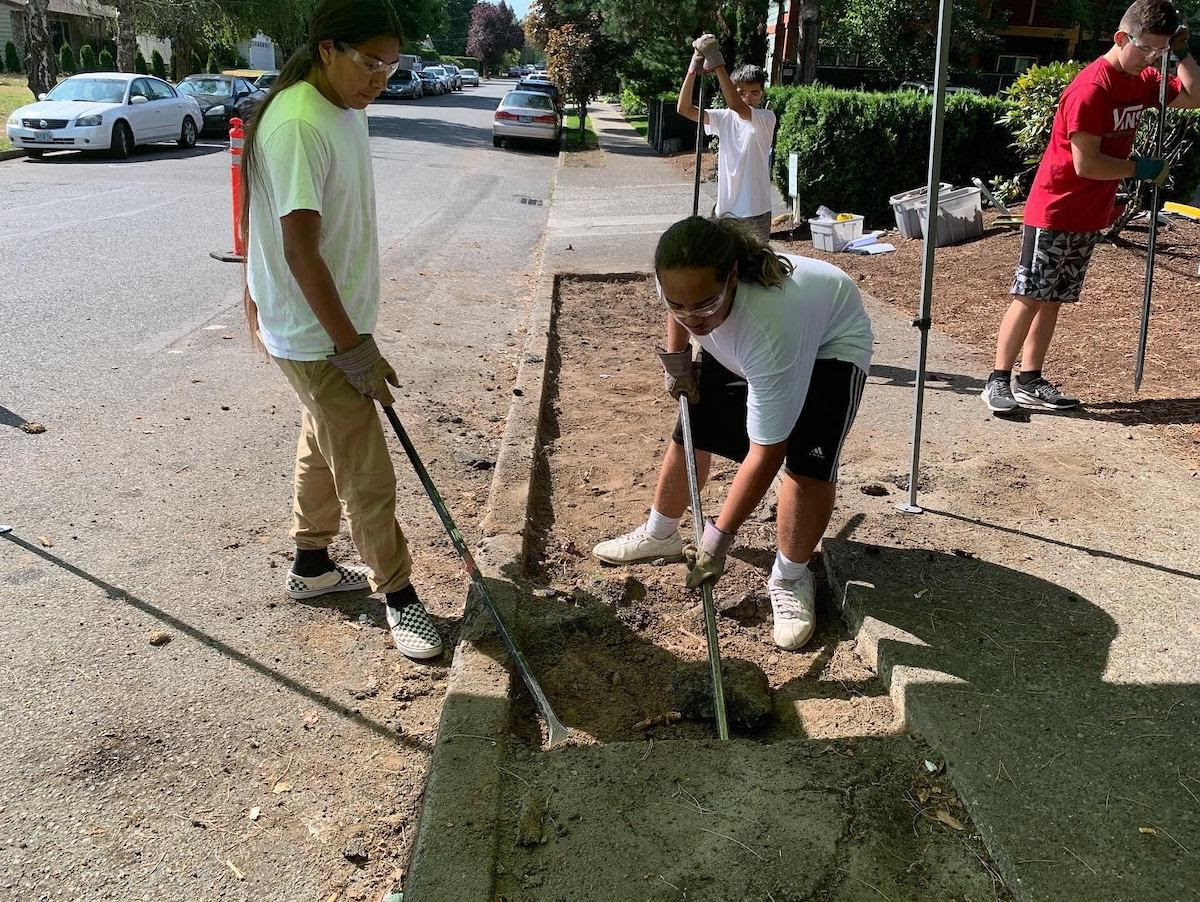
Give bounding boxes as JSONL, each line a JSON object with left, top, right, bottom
{"left": 459, "top": 68, "right": 480, "bottom": 87}
{"left": 492, "top": 90, "right": 561, "bottom": 149}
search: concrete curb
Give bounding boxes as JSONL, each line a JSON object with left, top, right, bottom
{"left": 0, "top": 149, "right": 28, "bottom": 162}
{"left": 404, "top": 266, "right": 557, "bottom": 901}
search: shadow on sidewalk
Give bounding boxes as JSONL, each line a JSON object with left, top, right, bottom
{"left": 1, "top": 530, "right": 433, "bottom": 752}
{"left": 825, "top": 537, "right": 1200, "bottom": 899}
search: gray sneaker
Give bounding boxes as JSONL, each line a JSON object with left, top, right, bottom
{"left": 1013, "top": 377, "right": 1079, "bottom": 410}
{"left": 981, "top": 378, "right": 1018, "bottom": 413}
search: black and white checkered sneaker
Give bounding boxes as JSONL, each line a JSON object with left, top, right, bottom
{"left": 386, "top": 591, "right": 444, "bottom": 660}
{"left": 285, "top": 563, "right": 371, "bottom": 600}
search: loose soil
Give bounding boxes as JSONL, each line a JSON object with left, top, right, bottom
{"left": 786, "top": 209, "right": 1200, "bottom": 463}
{"left": 495, "top": 276, "right": 1010, "bottom": 898}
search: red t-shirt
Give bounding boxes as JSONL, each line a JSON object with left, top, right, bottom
{"left": 1024, "top": 57, "right": 1180, "bottom": 232}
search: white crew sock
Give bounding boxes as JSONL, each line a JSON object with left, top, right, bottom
{"left": 645, "top": 506, "right": 682, "bottom": 540}
{"left": 771, "top": 550, "right": 810, "bottom": 582}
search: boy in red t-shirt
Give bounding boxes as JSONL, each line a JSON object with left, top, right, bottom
{"left": 982, "top": 0, "right": 1197, "bottom": 413}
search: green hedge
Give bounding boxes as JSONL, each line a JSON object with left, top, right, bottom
{"left": 4, "top": 40, "right": 20, "bottom": 73}
{"left": 442, "top": 55, "right": 479, "bottom": 70}
{"left": 768, "top": 84, "right": 1023, "bottom": 226}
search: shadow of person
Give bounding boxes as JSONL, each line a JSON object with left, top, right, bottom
{"left": 824, "top": 538, "right": 1200, "bottom": 901}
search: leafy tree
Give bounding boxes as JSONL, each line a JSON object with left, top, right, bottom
{"left": 820, "top": 0, "right": 999, "bottom": 82}
{"left": 4, "top": 40, "right": 21, "bottom": 73}
{"left": 59, "top": 42, "right": 77, "bottom": 74}
{"left": 467, "top": 2, "right": 524, "bottom": 75}
{"left": 545, "top": 16, "right": 607, "bottom": 138}
{"left": 434, "top": 0, "right": 477, "bottom": 56}
{"left": 79, "top": 43, "right": 98, "bottom": 71}
{"left": 98, "top": 48, "right": 115, "bottom": 70}
{"left": 207, "top": 51, "right": 219, "bottom": 73}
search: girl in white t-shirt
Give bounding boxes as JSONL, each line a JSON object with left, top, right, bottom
{"left": 239, "top": 0, "right": 442, "bottom": 660}
{"left": 593, "top": 217, "right": 873, "bottom": 651}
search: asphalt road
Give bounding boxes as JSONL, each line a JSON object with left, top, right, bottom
{"left": 0, "top": 78, "right": 557, "bottom": 899}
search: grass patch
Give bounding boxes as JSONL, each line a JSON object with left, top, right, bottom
{"left": 0, "top": 74, "right": 35, "bottom": 153}
{"left": 627, "top": 114, "right": 648, "bottom": 140}
{"left": 562, "top": 112, "right": 598, "bottom": 152}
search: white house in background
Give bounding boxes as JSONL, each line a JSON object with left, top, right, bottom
{"left": 240, "top": 33, "right": 276, "bottom": 70}
{"left": 0, "top": 0, "right": 117, "bottom": 55}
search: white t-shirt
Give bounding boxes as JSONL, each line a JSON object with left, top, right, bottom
{"left": 247, "top": 81, "right": 380, "bottom": 360}
{"left": 704, "top": 106, "right": 776, "bottom": 219}
{"left": 695, "top": 255, "right": 874, "bottom": 446}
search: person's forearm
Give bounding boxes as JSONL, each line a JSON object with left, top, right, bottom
{"left": 1174, "top": 55, "right": 1200, "bottom": 108}
{"left": 677, "top": 66, "right": 699, "bottom": 120}
{"left": 1074, "top": 153, "right": 1137, "bottom": 181}
{"left": 713, "top": 66, "right": 751, "bottom": 118}
{"left": 665, "top": 314, "right": 691, "bottom": 352}
{"left": 716, "top": 443, "right": 787, "bottom": 533}
{"left": 286, "top": 253, "right": 359, "bottom": 352}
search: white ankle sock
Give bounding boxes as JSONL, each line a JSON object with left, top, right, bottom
{"left": 645, "top": 507, "right": 682, "bottom": 540}
{"left": 771, "top": 550, "right": 810, "bottom": 582}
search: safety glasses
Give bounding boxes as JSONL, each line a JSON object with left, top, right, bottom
{"left": 1124, "top": 33, "right": 1170, "bottom": 58}
{"left": 337, "top": 42, "right": 401, "bottom": 78}
{"left": 655, "top": 271, "right": 734, "bottom": 323}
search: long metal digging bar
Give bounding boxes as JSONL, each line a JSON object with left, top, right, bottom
{"left": 681, "top": 71, "right": 730, "bottom": 741}
{"left": 1135, "top": 49, "right": 1172, "bottom": 392}
{"left": 381, "top": 405, "right": 570, "bottom": 748}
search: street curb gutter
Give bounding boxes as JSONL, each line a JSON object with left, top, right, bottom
{"left": 0, "top": 149, "right": 28, "bottom": 162}
{"left": 404, "top": 270, "right": 556, "bottom": 902}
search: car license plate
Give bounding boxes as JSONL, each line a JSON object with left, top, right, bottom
{"left": 34, "top": 130, "right": 52, "bottom": 142}
{"left": 519, "top": 115, "right": 531, "bottom": 123}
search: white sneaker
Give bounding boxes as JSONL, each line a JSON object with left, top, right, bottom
{"left": 386, "top": 591, "right": 444, "bottom": 660}
{"left": 592, "top": 524, "right": 685, "bottom": 565}
{"left": 769, "top": 570, "right": 816, "bottom": 650}
{"left": 286, "top": 563, "right": 371, "bottom": 600}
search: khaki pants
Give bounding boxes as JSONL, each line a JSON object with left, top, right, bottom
{"left": 273, "top": 356, "right": 412, "bottom": 594}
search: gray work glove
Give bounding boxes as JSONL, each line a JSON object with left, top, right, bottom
{"left": 690, "top": 49, "right": 705, "bottom": 73}
{"left": 693, "top": 33, "right": 725, "bottom": 72}
{"left": 328, "top": 335, "right": 399, "bottom": 405}
{"left": 684, "top": 520, "right": 736, "bottom": 589}
{"left": 656, "top": 346, "right": 700, "bottom": 404}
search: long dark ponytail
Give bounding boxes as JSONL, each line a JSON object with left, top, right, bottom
{"left": 654, "top": 216, "right": 794, "bottom": 288}
{"left": 239, "top": 0, "right": 403, "bottom": 347}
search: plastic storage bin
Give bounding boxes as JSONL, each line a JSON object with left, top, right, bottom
{"left": 915, "top": 187, "right": 983, "bottom": 247}
{"left": 889, "top": 183, "right": 951, "bottom": 239}
{"left": 808, "top": 215, "right": 864, "bottom": 252}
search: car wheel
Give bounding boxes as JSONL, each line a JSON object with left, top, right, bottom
{"left": 178, "top": 117, "right": 197, "bottom": 148}
{"left": 110, "top": 121, "right": 134, "bottom": 159}
{"left": 493, "top": 136, "right": 503, "bottom": 148}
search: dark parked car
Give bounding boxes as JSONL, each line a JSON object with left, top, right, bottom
{"left": 417, "top": 68, "right": 446, "bottom": 95}
{"left": 515, "top": 78, "right": 563, "bottom": 112}
{"left": 176, "top": 75, "right": 264, "bottom": 133}
{"left": 382, "top": 69, "right": 422, "bottom": 100}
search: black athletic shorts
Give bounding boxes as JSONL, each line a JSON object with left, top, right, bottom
{"left": 671, "top": 350, "right": 868, "bottom": 483}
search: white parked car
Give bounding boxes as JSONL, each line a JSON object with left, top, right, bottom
{"left": 5, "top": 72, "right": 203, "bottom": 160}
{"left": 459, "top": 68, "right": 480, "bottom": 87}
{"left": 493, "top": 89, "right": 561, "bottom": 149}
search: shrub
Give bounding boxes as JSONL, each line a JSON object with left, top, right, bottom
{"left": 770, "top": 85, "right": 1022, "bottom": 226}
{"left": 135, "top": 50, "right": 148, "bottom": 74}
{"left": 150, "top": 49, "right": 166, "bottom": 79}
{"left": 620, "top": 84, "right": 646, "bottom": 119}
{"left": 4, "top": 40, "right": 20, "bottom": 73}
{"left": 58, "top": 43, "right": 77, "bottom": 74}
{"left": 98, "top": 48, "right": 114, "bottom": 71}
{"left": 79, "top": 43, "right": 97, "bottom": 72}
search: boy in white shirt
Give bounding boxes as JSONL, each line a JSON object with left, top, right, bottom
{"left": 677, "top": 34, "right": 777, "bottom": 242}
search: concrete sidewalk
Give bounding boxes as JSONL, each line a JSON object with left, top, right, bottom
{"left": 544, "top": 102, "right": 710, "bottom": 275}
{"left": 541, "top": 104, "right": 1200, "bottom": 900}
